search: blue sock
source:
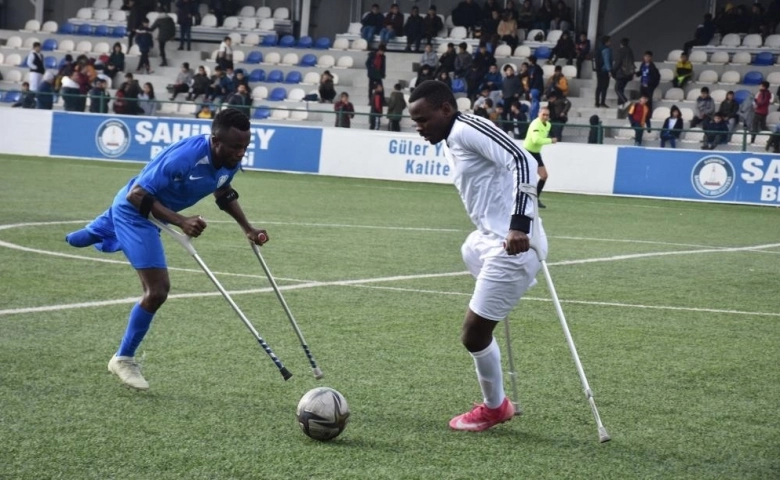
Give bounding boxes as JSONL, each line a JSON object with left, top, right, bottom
{"left": 117, "top": 303, "right": 155, "bottom": 357}
{"left": 65, "top": 228, "right": 101, "bottom": 248}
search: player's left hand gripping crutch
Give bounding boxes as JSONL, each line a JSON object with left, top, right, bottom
{"left": 149, "top": 217, "right": 293, "bottom": 381}
{"left": 521, "top": 184, "right": 611, "bottom": 443}
{"left": 249, "top": 239, "right": 324, "bottom": 380}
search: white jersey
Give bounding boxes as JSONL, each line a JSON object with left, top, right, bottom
{"left": 442, "top": 113, "right": 539, "bottom": 238}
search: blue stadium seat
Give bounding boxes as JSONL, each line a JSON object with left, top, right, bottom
{"left": 752, "top": 52, "right": 774, "bottom": 66}
{"left": 111, "top": 26, "right": 126, "bottom": 37}
{"left": 734, "top": 89, "right": 752, "bottom": 105}
{"left": 249, "top": 68, "right": 266, "bottom": 82}
{"left": 42, "top": 39, "right": 58, "bottom": 51}
{"left": 534, "top": 46, "right": 552, "bottom": 59}
{"left": 58, "top": 23, "right": 75, "bottom": 35}
{"left": 451, "top": 78, "right": 466, "bottom": 93}
{"left": 267, "top": 70, "right": 284, "bottom": 83}
{"left": 297, "top": 36, "right": 313, "bottom": 48}
{"left": 279, "top": 35, "right": 295, "bottom": 48}
{"left": 269, "top": 87, "right": 287, "bottom": 101}
{"left": 299, "top": 53, "right": 317, "bottom": 67}
{"left": 261, "top": 34, "right": 277, "bottom": 46}
{"left": 94, "top": 25, "right": 110, "bottom": 36}
{"left": 77, "top": 24, "right": 93, "bottom": 36}
{"left": 314, "top": 37, "right": 332, "bottom": 49}
{"left": 2, "top": 91, "right": 21, "bottom": 103}
{"left": 44, "top": 56, "right": 58, "bottom": 69}
{"left": 284, "top": 71, "right": 302, "bottom": 84}
{"left": 743, "top": 71, "right": 764, "bottom": 85}
{"left": 254, "top": 106, "right": 271, "bottom": 119}
{"left": 245, "top": 51, "right": 263, "bottom": 64}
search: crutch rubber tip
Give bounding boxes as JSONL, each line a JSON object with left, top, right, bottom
{"left": 598, "top": 428, "right": 611, "bottom": 443}
{"left": 280, "top": 367, "right": 293, "bottom": 381}
{"left": 313, "top": 367, "right": 324, "bottom": 380}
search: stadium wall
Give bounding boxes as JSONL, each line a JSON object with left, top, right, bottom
{"left": 1, "top": 110, "right": 777, "bottom": 207}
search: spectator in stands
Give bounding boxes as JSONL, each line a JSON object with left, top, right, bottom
{"left": 334, "top": 92, "right": 355, "bottom": 128}
{"left": 482, "top": 0, "right": 500, "bottom": 20}
{"left": 701, "top": 113, "right": 729, "bottom": 150}
{"left": 672, "top": 52, "right": 693, "bottom": 89}
{"left": 612, "top": 38, "right": 635, "bottom": 109}
{"left": 517, "top": 0, "right": 535, "bottom": 30}
{"left": 124, "top": 0, "right": 141, "bottom": 49}
{"left": 160, "top": 0, "right": 172, "bottom": 13}
{"left": 88, "top": 79, "right": 110, "bottom": 114}
{"left": 422, "top": 6, "right": 444, "bottom": 45}
{"left": 36, "top": 72, "right": 55, "bottom": 110}
{"left": 480, "top": 64, "right": 503, "bottom": 95}
{"left": 74, "top": 63, "right": 91, "bottom": 112}
{"left": 452, "top": 0, "right": 482, "bottom": 37}
{"left": 504, "top": 0, "right": 520, "bottom": 21}
{"left": 150, "top": 9, "right": 176, "bottom": 67}
{"left": 209, "top": 0, "right": 226, "bottom": 26}
{"left": 574, "top": 33, "right": 590, "bottom": 79}
{"left": 26, "top": 42, "right": 45, "bottom": 92}
{"left": 507, "top": 101, "right": 528, "bottom": 139}
{"left": 554, "top": 0, "right": 572, "bottom": 29}
{"left": 770, "top": 1, "right": 780, "bottom": 32}
{"left": 122, "top": 72, "right": 142, "bottom": 114}
{"left": 473, "top": 87, "right": 492, "bottom": 110}
{"left": 748, "top": 3, "right": 765, "bottom": 35}
{"left": 187, "top": 66, "right": 210, "bottom": 101}
{"left": 112, "top": 84, "right": 129, "bottom": 114}
{"left": 472, "top": 44, "right": 496, "bottom": 78}
{"left": 61, "top": 72, "right": 82, "bottom": 112}
{"left": 208, "top": 66, "right": 233, "bottom": 103}
{"left": 659, "top": 105, "right": 683, "bottom": 148}
{"left": 232, "top": 69, "right": 248, "bottom": 90}
{"left": 717, "top": 90, "right": 739, "bottom": 140}
{"left": 416, "top": 64, "right": 435, "bottom": 88}
{"left": 216, "top": 36, "right": 234, "bottom": 72}
{"left": 387, "top": 83, "right": 406, "bottom": 131}
{"left": 594, "top": 35, "right": 612, "bottom": 108}
{"left": 318, "top": 70, "right": 336, "bottom": 103}
{"left": 690, "top": 87, "right": 714, "bottom": 129}
{"left": 497, "top": 10, "right": 520, "bottom": 53}
{"left": 138, "top": 82, "right": 158, "bottom": 116}
{"left": 196, "top": 102, "right": 214, "bottom": 119}
{"left": 518, "top": 62, "right": 530, "bottom": 95}
{"left": 473, "top": 97, "right": 493, "bottom": 119}
{"left": 379, "top": 3, "right": 404, "bottom": 45}
{"left": 454, "top": 42, "right": 473, "bottom": 79}
{"left": 738, "top": 94, "right": 755, "bottom": 133}
{"left": 134, "top": 19, "right": 154, "bottom": 74}
{"left": 501, "top": 64, "right": 523, "bottom": 106}
{"left": 627, "top": 94, "right": 650, "bottom": 146}
{"left": 636, "top": 51, "right": 660, "bottom": 127}
{"left": 176, "top": 0, "right": 194, "bottom": 51}
{"left": 549, "top": 31, "right": 575, "bottom": 65}
{"left": 169, "top": 62, "right": 194, "bottom": 100}
{"left": 491, "top": 102, "right": 504, "bottom": 126}
{"left": 11, "top": 82, "right": 36, "bottom": 109}
{"left": 547, "top": 89, "right": 570, "bottom": 140}
{"left": 107, "top": 43, "right": 125, "bottom": 81}
{"left": 420, "top": 44, "right": 438, "bottom": 69}
{"left": 437, "top": 70, "right": 453, "bottom": 90}
{"left": 545, "top": 65, "right": 568, "bottom": 98}
{"left": 527, "top": 55, "right": 545, "bottom": 100}
{"left": 466, "top": 64, "right": 485, "bottom": 100}
{"left": 529, "top": 88, "right": 540, "bottom": 121}
{"left": 365, "top": 44, "right": 387, "bottom": 100}
{"left": 751, "top": 81, "right": 772, "bottom": 143}
{"left": 369, "top": 83, "right": 386, "bottom": 130}
{"left": 683, "top": 13, "right": 715, "bottom": 55}
{"left": 404, "top": 6, "right": 424, "bottom": 53}
{"left": 436, "top": 43, "right": 456, "bottom": 77}
{"left": 227, "top": 84, "right": 251, "bottom": 118}
{"left": 535, "top": 0, "right": 555, "bottom": 30}
{"left": 588, "top": 114, "right": 601, "bottom": 144}
{"left": 361, "top": 4, "right": 385, "bottom": 43}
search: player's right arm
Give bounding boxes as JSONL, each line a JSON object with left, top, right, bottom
{"left": 126, "top": 185, "right": 206, "bottom": 237}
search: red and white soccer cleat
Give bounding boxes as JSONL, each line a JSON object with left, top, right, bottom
{"left": 449, "top": 396, "right": 515, "bottom": 432}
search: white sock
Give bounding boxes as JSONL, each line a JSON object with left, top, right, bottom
{"left": 470, "top": 338, "right": 505, "bottom": 409}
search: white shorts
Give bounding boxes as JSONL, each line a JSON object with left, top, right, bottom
{"left": 461, "top": 223, "right": 548, "bottom": 321}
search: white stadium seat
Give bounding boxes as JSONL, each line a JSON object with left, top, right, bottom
{"left": 562, "top": 65, "right": 577, "bottom": 78}
{"left": 336, "top": 55, "right": 353, "bottom": 68}
{"left": 659, "top": 68, "right": 674, "bottom": 82}
{"left": 76, "top": 8, "right": 92, "bottom": 20}
{"left": 767, "top": 72, "right": 780, "bottom": 84}
{"left": 3, "top": 36, "right": 21, "bottom": 48}
{"left": 93, "top": 42, "right": 110, "bottom": 54}
{"left": 240, "top": 17, "right": 257, "bottom": 30}
{"left": 109, "top": 0, "right": 123, "bottom": 8}
{"left": 709, "top": 51, "right": 730, "bottom": 65}
{"left": 348, "top": 38, "right": 367, "bottom": 50}
{"left": 686, "top": 89, "right": 700, "bottom": 101}
{"left": 256, "top": 18, "right": 274, "bottom": 31}
{"left": 697, "top": 70, "right": 718, "bottom": 84}
{"left": 223, "top": 16, "right": 239, "bottom": 29}
{"left": 288, "top": 88, "right": 306, "bottom": 101}
{"left": 316, "top": 54, "right": 335, "bottom": 68}
{"left": 200, "top": 14, "right": 217, "bottom": 27}
{"left": 666, "top": 49, "right": 683, "bottom": 62}
{"left": 689, "top": 50, "right": 708, "bottom": 64}
{"left": 513, "top": 45, "right": 531, "bottom": 58}
{"left": 720, "top": 33, "right": 741, "bottom": 47}
{"left": 281, "top": 53, "right": 299, "bottom": 65}
{"left": 682, "top": 128, "right": 704, "bottom": 144}
{"left": 652, "top": 106, "right": 670, "bottom": 121}
{"left": 290, "top": 108, "right": 309, "bottom": 121}
{"left": 22, "top": 37, "right": 40, "bottom": 49}
{"left": 57, "top": 39, "right": 75, "bottom": 52}
{"left": 664, "top": 88, "right": 684, "bottom": 101}
{"left": 158, "top": 101, "right": 178, "bottom": 115}
{"left": 111, "top": 10, "right": 127, "bottom": 23}
{"left": 332, "top": 38, "right": 350, "bottom": 50}
{"left": 742, "top": 34, "right": 762, "bottom": 48}
{"left": 527, "top": 29, "right": 545, "bottom": 41}
{"left": 445, "top": 15, "right": 455, "bottom": 29}
{"left": 94, "top": 9, "right": 110, "bottom": 22}
{"left": 347, "top": 23, "right": 361, "bottom": 35}
{"left": 679, "top": 107, "right": 694, "bottom": 121}
{"left": 437, "top": 42, "right": 449, "bottom": 54}
{"left": 542, "top": 64, "right": 555, "bottom": 78}
{"left": 273, "top": 7, "right": 290, "bottom": 20}
{"left": 494, "top": 44, "right": 512, "bottom": 58}
{"left": 710, "top": 89, "right": 727, "bottom": 103}
{"left": 252, "top": 86, "right": 268, "bottom": 100}
{"left": 457, "top": 97, "right": 472, "bottom": 111}
{"left": 6, "top": 69, "right": 22, "bottom": 82}
{"left": 93, "top": 0, "right": 109, "bottom": 8}
{"left": 146, "top": 11, "right": 159, "bottom": 24}
{"left": 42, "top": 21, "right": 58, "bottom": 33}
{"left": 332, "top": 73, "right": 339, "bottom": 84}
{"left": 731, "top": 51, "right": 751, "bottom": 65}
{"left": 765, "top": 34, "right": 780, "bottom": 48}
{"left": 76, "top": 41, "right": 93, "bottom": 53}
{"left": 546, "top": 30, "right": 563, "bottom": 44}
{"left": 263, "top": 51, "right": 281, "bottom": 64}
{"left": 243, "top": 33, "right": 260, "bottom": 46}
{"left": 0, "top": 52, "right": 4, "bottom": 64}
{"left": 239, "top": 6, "right": 256, "bottom": 18}
{"left": 128, "top": 44, "right": 140, "bottom": 56}
{"left": 178, "top": 103, "right": 197, "bottom": 115}
{"left": 232, "top": 50, "right": 245, "bottom": 63}
{"left": 449, "top": 27, "right": 467, "bottom": 40}
{"left": 256, "top": 6, "right": 272, "bottom": 19}
{"left": 303, "top": 72, "right": 320, "bottom": 84}
{"left": 271, "top": 108, "right": 289, "bottom": 120}
{"left": 23, "top": 19, "right": 40, "bottom": 31}
{"left": 228, "top": 32, "right": 241, "bottom": 45}
{"left": 719, "top": 70, "right": 740, "bottom": 84}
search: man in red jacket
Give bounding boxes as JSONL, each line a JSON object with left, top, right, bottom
{"left": 752, "top": 81, "right": 771, "bottom": 143}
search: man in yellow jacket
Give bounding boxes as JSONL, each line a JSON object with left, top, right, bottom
{"left": 522, "top": 107, "right": 556, "bottom": 208}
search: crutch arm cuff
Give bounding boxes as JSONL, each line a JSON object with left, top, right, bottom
{"left": 215, "top": 188, "right": 239, "bottom": 210}
{"left": 510, "top": 214, "right": 532, "bottom": 234}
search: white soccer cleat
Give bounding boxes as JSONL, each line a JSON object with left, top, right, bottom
{"left": 108, "top": 355, "right": 149, "bottom": 390}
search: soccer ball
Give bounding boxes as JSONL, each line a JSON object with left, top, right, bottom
{"left": 296, "top": 387, "right": 350, "bottom": 441}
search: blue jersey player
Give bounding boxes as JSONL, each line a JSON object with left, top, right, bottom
{"left": 65, "top": 109, "right": 268, "bottom": 390}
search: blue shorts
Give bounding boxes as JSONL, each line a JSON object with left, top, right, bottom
{"left": 86, "top": 201, "right": 167, "bottom": 269}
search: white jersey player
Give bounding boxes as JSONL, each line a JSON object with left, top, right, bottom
{"left": 408, "top": 80, "right": 548, "bottom": 431}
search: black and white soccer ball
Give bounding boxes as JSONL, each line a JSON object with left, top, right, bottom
{"left": 296, "top": 387, "right": 350, "bottom": 441}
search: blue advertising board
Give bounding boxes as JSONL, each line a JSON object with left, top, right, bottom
{"left": 49, "top": 112, "right": 322, "bottom": 173}
{"left": 614, "top": 147, "right": 780, "bottom": 206}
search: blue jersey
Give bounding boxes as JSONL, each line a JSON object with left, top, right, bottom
{"left": 113, "top": 134, "right": 239, "bottom": 214}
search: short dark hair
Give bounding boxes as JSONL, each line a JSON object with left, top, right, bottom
{"left": 761, "top": 81, "right": 770, "bottom": 88}
{"left": 644, "top": 50, "right": 653, "bottom": 57}
{"left": 408, "top": 79, "right": 457, "bottom": 110}
{"left": 528, "top": 55, "right": 537, "bottom": 63}
{"left": 394, "top": 83, "right": 401, "bottom": 90}
{"left": 701, "top": 86, "right": 709, "bottom": 93}
{"left": 182, "top": 62, "right": 189, "bottom": 69}
{"left": 212, "top": 108, "right": 250, "bottom": 133}
{"left": 601, "top": 35, "right": 611, "bottom": 44}
{"left": 33, "top": 42, "right": 41, "bottom": 48}
{"left": 620, "top": 38, "right": 629, "bottom": 46}
{"left": 459, "top": 42, "right": 468, "bottom": 50}
{"left": 554, "top": 65, "right": 562, "bottom": 72}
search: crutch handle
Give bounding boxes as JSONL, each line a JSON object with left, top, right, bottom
{"left": 149, "top": 217, "right": 197, "bottom": 256}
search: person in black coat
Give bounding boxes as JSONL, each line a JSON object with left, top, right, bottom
{"left": 636, "top": 51, "right": 660, "bottom": 127}
{"left": 176, "top": 0, "right": 194, "bottom": 51}
{"left": 36, "top": 72, "right": 55, "bottom": 110}
{"left": 89, "top": 79, "right": 111, "bottom": 113}
{"left": 134, "top": 19, "right": 154, "bottom": 73}
{"left": 452, "top": 0, "right": 482, "bottom": 36}
{"left": 422, "top": 6, "right": 444, "bottom": 45}
{"left": 404, "top": 6, "right": 424, "bottom": 53}
{"left": 660, "top": 105, "right": 683, "bottom": 148}
{"left": 150, "top": 10, "right": 176, "bottom": 66}
{"left": 365, "top": 45, "right": 386, "bottom": 100}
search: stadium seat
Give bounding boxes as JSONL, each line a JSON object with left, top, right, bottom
{"left": 42, "top": 21, "right": 58, "bottom": 33}
{"left": 243, "top": 33, "right": 260, "bottom": 46}
{"left": 742, "top": 34, "right": 763, "bottom": 48}
{"left": 279, "top": 35, "right": 296, "bottom": 48}
{"left": 350, "top": 38, "right": 368, "bottom": 51}
{"left": 767, "top": 71, "right": 780, "bottom": 85}
{"left": 223, "top": 16, "right": 239, "bottom": 29}
{"left": 267, "top": 70, "right": 284, "bottom": 83}
{"left": 666, "top": 49, "right": 683, "bottom": 62}
{"left": 546, "top": 30, "right": 563, "bottom": 44}
{"left": 254, "top": 107, "right": 271, "bottom": 119}
{"left": 245, "top": 51, "right": 263, "bottom": 64}
{"left": 542, "top": 64, "right": 555, "bottom": 78}
{"left": 22, "top": 36, "right": 39, "bottom": 49}
{"left": 336, "top": 56, "right": 353, "bottom": 68}
{"left": 252, "top": 85, "right": 268, "bottom": 100}
{"left": 494, "top": 45, "right": 512, "bottom": 58}
{"left": 58, "top": 23, "right": 75, "bottom": 35}
{"left": 753, "top": 52, "right": 774, "bottom": 66}
{"left": 710, "top": 89, "right": 727, "bottom": 103}
{"left": 44, "top": 56, "right": 58, "bottom": 69}
{"left": 93, "top": 0, "right": 109, "bottom": 8}
{"left": 261, "top": 35, "right": 278, "bottom": 47}
{"left": 75, "top": 41, "right": 92, "bottom": 53}
{"left": 4, "top": 53, "right": 21, "bottom": 66}
{"left": 273, "top": 7, "right": 290, "bottom": 20}
{"left": 332, "top": 38, "right": 350, "bottom": 50}
{"left": 259, "top": 18, "right": 275, "bottom": 31}
{"left": 200, "top": 14, "right": 217, "bottom": 27}
{"left": 77, "top": 24, "right": 93, "bottom": 36}
{"left": 76, "top": 8, "right": 92, "bottom": 20}
{"left": 719, "top": 70, "right": 740, "bottom": 84}
{"left": 232, "top": 50, "right": 245, "bottom": 63}
{"left": 42, "top": 39, "right": 58, "bottom": 51}
{"left": 269, "top": 87, "right": 287, "bottom": 101}
{"left": 689, "top": 50, "right": 707, "bottom": 64}
{"left": 270, "top": 108, "right": 289, "bottom": 120}
{"left": 111, "top": 10, "right": 127, "bottom": 23}
{"left": 451, "top": 78, "right": 466, "bottom": 93}
{"left": 664, "top": 88, "right": 684, "bottom": 101}
{"left": 720, "top": 33, "right": 741, "bottom": 47}
{"left": 281, "top": 53, "right": 299, "bottom": 65}
{"left": 449, "top": 26, "right": 467, "bottom": 39}
{"left": 765, "top": 34, "right": 780, "bottom": 48}
{"left": 316, "top": 54, "right": 335, "bottom": 68}
{"left": 299, "top": 53, "right": 317, "bottom": 67}
{"left": 256, "top": 6, "right": 272, "bottom": 19}
{"left": 303, "top": 71, "right": 320, "bottom": 84}
{"left": 652, "top": 106, "right": 670, "bottom": 121}
{"left": 513, "top": 45, "right": 531, "bottom": 58}
{"left": 226, "top": 32, "right": 241, "bottom": 45}
{"left": 562, "top": 65, "right": 577, "bottom": 78}
{"left": 24, "top": 19, "right": 40, "bottom": 31}
{"left": 94, "top": 25, "right": 110, "bottom": 37}
{"left": 697, "top": 70, "right": 718, "bottom": 84}
{"left": 111, "top": 26, "right": 127, "bottom": 38}
{"left": 1, "top": 90, "right": 21, "bottom": 103}
{"left": 534, "top": 46, "right": 552, "bottom": 60}
{"left": 686, "top": 89, "right": 700, "bottom": 101}
{"left": 314, "top": 37, "right": 332, "bottom": 49}
{"left": 240, "top": 17, "right": 257, "bottom": 30}
{"left": 659, "top": 68, "right": 673, "bottom": 82}
{"left": 93, "top": 41, "right": 110, "bottom": 55}
{"left": 527, "top": 29, "right": 545, "bottom": 41}
{"left": 346, "top": 22, "right": 361, "bottom": 35}
{"left": 456, "top": 97, "right": 472, "bottom": 111}
{"left": 249, "top": 69, "right": 266, "bottom": 82}
{"left": 109, "top": 0, "right": 123, "bottom": 9}
{"left": 709, "top": 51, "right": 730, "bottom": 65}
{"left": 743, "top": 71, "right": 763, "bottom": 85}
{"left": 284, "top": 71, "right": 302, "bottom": 84}
{"left": 263, "top": 52, "right": 281, "bottom": 64}
{"left": 290, "top": 108, "right": 309, "bottom": 120}
{"left": 239, "top": 6, "right": 256, "bottom": 17}
{"left": 734, "top": 89, "right": 751, "bottom": 105}
{"left": 297, "top": 36, "right": 313, "bottom": 48}
{"left": 94, "top": 9, "right": 110, "bottom": 22}
{"left": 288, "top": 88, "right": 305, "bottom": 101}
{"left": 731, "top": 51, "right": 751, "bottom": 65}
{"left": 128, "top": 44, "right": 140, "bottom": 56}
